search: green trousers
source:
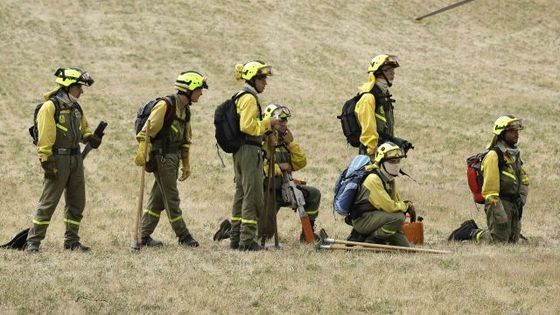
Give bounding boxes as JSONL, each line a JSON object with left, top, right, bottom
{"left": 478, "top": 199, "right": 521, "bottom": 243}
{"left": 275, "top": 184, "right": 321, "bottom": 221}
{"left": 27, "top": 155, "right": 85, "bottom": 246}
{"left": 141, "top": 153, "right": 191, "bottom": 239}
{"left": 231, "top": 144, "right": 264, "bottom": 246}
{"left": 352, "top": 210, "right": 410, "bottom": 247}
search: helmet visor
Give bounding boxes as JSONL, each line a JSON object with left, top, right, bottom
{"left": 272, "top": 105, "right": 291, "bottom": 120}
{"left": 507, "top": 119, "right": 523, "bottom": 131}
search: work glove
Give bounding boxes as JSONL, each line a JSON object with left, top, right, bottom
{"left": 489, "top": 200, "right": 508, "bottom": 225}
{"left": 401, "top": 140, "right": 414, "bottom": 154}
{"left": 134, "top": 141, "right": 151, "bottom": 166}
{"left": 41, "top": 158, "right": 58, "bottom": 179}
{"left": 87, "top": 134, "right": 102, "bottom": 149}
{"left": 282, "top": 128, "right": 294, "bottom": 144}
{"left": 404, "top": 200, "right": 417, "bottom": 222}
{"left": 178, "top": 156, "right": 190, "bottom": 181}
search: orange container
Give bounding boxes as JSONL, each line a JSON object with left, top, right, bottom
{"left": 403, "top": 216, "right": 424, "bottom": 245}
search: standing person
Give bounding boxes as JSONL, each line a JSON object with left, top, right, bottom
{"left": 213, "top": 104, "right": 320, "bottom": 243}
{"left": 229, "top": 60, "right": 280, "bottom": 251}
{"left": 355, "top": 54, "right": 413, "bottom": 157}
{"left": 134, "top": 71, "right": 208, "bottom": 248}
{"left": 349, "top": 142, "right": 415, "bottom": 247}
{"left": 347, "top": 54, "right": 413, "bottom": 242}
{"left": 449, "top": 115, "right": 529, "bottom": 243}
{"left": 26, "top": 67, "right": 100, "bottom": 252}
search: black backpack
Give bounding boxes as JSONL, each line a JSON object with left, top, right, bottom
{"left": 28, "top": 98, "right": 83, "bottom": 145}
{"left": 337, "top": 92, "right": 371, "bottom": 147}
{"left": 214, "top": 91, "right": 254, "bottom": 153}
{"left": 134, "top": 95, "right": 176, "bottom": 139}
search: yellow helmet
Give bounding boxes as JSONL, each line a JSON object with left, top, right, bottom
{"left": 175, "top": 71, "right": 208, "bottom": 92}
{"left": 235, "top": 60, "right": 273, "bottom": 81}
{"left": 493, "top": 115, "right": 523, "bottom": 135}
{"left": 368, "top": 54, "right": 400, "bottom": 73}
{"left": 374, "top": 142, "right": 406, "bottom": 164}
{"left": 54, "top": 68, "right": 94, "bottom": 87}
{"left": 263, "top": 103, "right": 291, "bottom": 121}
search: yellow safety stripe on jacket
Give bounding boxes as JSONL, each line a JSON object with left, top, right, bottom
{"left": 171, "top": 125, "right": 179, "bottom": 133}
{"left": 305, "top": 210, "right": 319, "bottom": 215}
{"left": 32, "top": 219, "right": 50, "bottom": 225}
{"left": 381, "top": 227, "right": 397, "bottom": 235}
{"left": 63, "top": 218, "right": 80, "bottom": 226}
{"left": 231, "top": 216, "right": 242, "bottom": 222}
{"left": 501, "top": 170, "right": 517, "bottom": 181}
{"left": 169, "top": 215, "right": 183, "bottom": 223}
{"left": 375, "top": 113, "right": 387, "bottom": 123}
{"left": 475, "top": 230, "right": 484, "bottom": 243}
{"left": 241, "top": 218, "right": 258, "bottom": 225}
{"left": 144, "top": 209, "right": 160, "bottom": 218}
{"left": 56, "top": 124, "right": 68, "bottom": 132}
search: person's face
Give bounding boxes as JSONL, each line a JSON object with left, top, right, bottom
{"left": 275, "top": 119, "right": 288, "bottom": 133}
{"left": 68, "top": 84, "right": 83, "bottom": 99}
{"left": 382, "top": 66, "right": 396, "bottom": 82}
{"left": 503, "top": 129, "right": 519, "bottom": 146}
{"left": 254, "top": 76, "right": 267, "bottom": 93}
{"left": 190, "top": 88, "right": 203, "bottom": 103}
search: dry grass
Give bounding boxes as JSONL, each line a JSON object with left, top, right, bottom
{"left": 1, "top": 0, "right": 560, "bottom": 313}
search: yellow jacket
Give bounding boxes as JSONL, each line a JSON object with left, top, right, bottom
{"left": 136, "top": 95, "right": 192, "bottom": 166}
{"left": 236, "top": 93, "right": 271, "bottom": 136}
{"left": 263, "top": 137, "right": 307, "bottom": 177}
{"left": 481, "top": 144, "right": 529, "bottom": 204}
{"left": 355, "top": 80, "right": 379, "bottom": 156}
{"left": 37, "top": 96, "right": 92, "bottom": 162}
{"left": 361, "top": 171, "right": 407, "bottom": 213}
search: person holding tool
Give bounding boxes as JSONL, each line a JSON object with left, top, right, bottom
{"left": 26, "top": 67, "right": 102, "bottom": 252}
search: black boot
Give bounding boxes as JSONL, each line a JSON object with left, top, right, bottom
{"left": 64, "top": 242, "right": 91, "bottom": 252}
{"left": 141, "top": 235, "right": 163, "bottom": 247}
{"left": 347, "top": 228, "right": 366, "bottom": 242}
{"left": 238, "top": 241, "right": 262, "bottom": 251}
{"left": 178, "top": 234, "right": 199, "bottom": 247}
{"left": 448, "top": 220, "right": 481, "bottom": 241}
{"left": 213, "top": 220, "right": 232, "bottom": 241}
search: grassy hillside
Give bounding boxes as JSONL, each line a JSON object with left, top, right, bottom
{"left": 1, "top": 0, "right": 559, "bottom": 313}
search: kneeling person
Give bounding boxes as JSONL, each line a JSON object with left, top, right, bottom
{"left": 349, "top": 142, "right": 413, "bottom": 247}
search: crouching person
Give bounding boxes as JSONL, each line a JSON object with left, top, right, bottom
{"left": 262, "top": 104, "right": 321, "bottom": 241}
{"left": 349, "top": 142, "right": 414, "bottom": 247}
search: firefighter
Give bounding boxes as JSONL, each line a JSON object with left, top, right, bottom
{"left": 348, "top": 54, "right": 414, "bottom": 242}
{"left": 349, "top": 142, "right": 415, "bottom": 247}
{"left": 213, "top": 104, "right": 321, "bottom": 243}
{"left": 228, "top": 60, "right": 281, "bottom": 251}
{"left": 449, "top": 115, "right": 529, "bottom": 243}
{"left": 355, "top": 54, "right": 413, "bottom": 157}
{"left": 134, "top": 71, "right": 208, "bottom": 248}
{"left": 26, "top": 67, "right": 99, "bottom": 252}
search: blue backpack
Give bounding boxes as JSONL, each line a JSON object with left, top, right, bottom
{"left": 333, "top": 155, "right": 372, "bottom": 216}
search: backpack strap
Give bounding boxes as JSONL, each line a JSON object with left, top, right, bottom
{"left": 51, "top": 97, "right": 61, "bottom": 124}
{"left": 491, "top": 146, "right": 505, "bottom": 171}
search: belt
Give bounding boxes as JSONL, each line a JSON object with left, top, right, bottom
{"left": 53, "top": 147, "right": 80, "bottom": 155}
{"left": 244, "top": 140, "right": 262, "bottom": 148}
{"left": 152, "top": 146, "right": 181, "bottom": 155}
